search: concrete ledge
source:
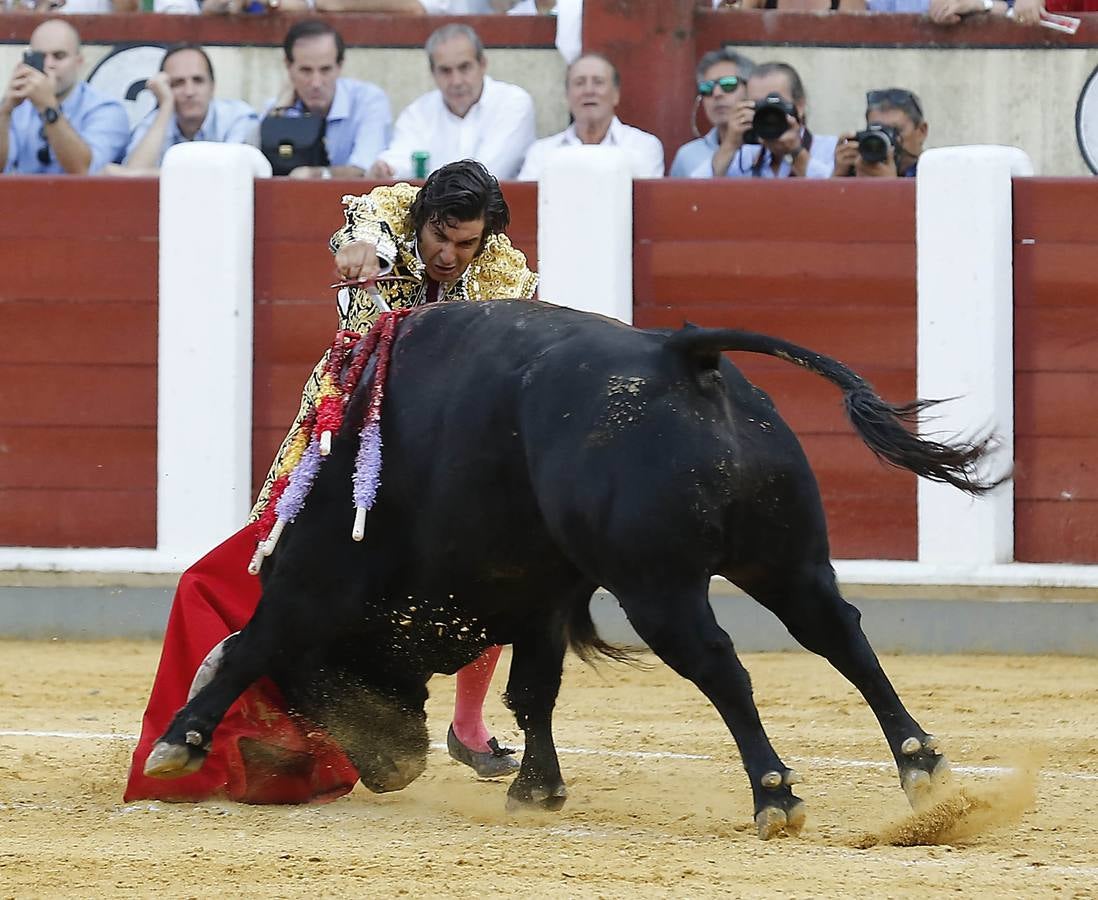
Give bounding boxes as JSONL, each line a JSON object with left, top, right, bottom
{"left": 1, "top": 582, "right": 1095, "bottom": 655}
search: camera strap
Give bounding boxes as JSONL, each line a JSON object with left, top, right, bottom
{"left": 751, "top": 127, "right": 813, "bottom": 178}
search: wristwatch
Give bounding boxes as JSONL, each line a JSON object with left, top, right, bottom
{"left": 42, "top": 106, "right": 60, "bottom": 125}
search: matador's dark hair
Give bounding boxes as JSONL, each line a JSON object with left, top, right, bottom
{"left": 410, "top": 159, "right": 510, "bottom": 252}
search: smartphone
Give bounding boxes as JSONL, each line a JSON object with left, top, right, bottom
{"left": 22, "top": 50, "right": 46, "bottom": 73}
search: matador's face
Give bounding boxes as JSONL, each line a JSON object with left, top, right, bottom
{"left": 418, "top": 216, "right": 486, "bottom": 284}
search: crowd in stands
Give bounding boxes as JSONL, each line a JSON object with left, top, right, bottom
{"left": 0, "top": 8, "right": 1052, "bottom": 181}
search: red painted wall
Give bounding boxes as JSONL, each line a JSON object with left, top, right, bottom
{"left": 3, "top": 175, "right": 1097, "bottom": 563}
{"left": 0, "top": 178, "right": 159, "bottom": 548}
{"left": 1012, "top": 179, "right": 1098, "bottom": 563}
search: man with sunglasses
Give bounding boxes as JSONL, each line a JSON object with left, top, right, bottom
{"left": 669, "top": 47, "right": 755, "bottom": 178}
{"left": 1, "top": 19, "right": 128, "bottom": 175}
{"left": 712, "top": 61, "right": 837, "bottom": 180}
{"left": 832, "top": 88, "right": 928, "bottom": 179}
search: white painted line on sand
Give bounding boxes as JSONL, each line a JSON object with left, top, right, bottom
{"left": 5, "top": 730, "right": 1097, "bottom": 782}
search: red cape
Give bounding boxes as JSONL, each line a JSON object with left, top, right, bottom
{"left": 124, "top": 524, "right": 360, "bottom": 804}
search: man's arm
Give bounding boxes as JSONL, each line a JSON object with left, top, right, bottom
{"left": 476, "top": 86, "right": 536, "bottom": 179}
{"left": 315, "top": 0, "right": 427, "bottom": 11}
{"left": 77, "top": 100, "right": 131, "bottom": 174}
{"left": 346, "top": 84, "right": 393, "bottom": 176}
{"left": 0, "top": 69, "right": 18, "bottom": 171}
{"left": 637, "top": 134, "right": 666, "bottom": 179}
{"left": 123, "top": 74, "right": 172, "bottom": 170}
{"left": 375, "top": 100, "right": 428, "bottom": 179}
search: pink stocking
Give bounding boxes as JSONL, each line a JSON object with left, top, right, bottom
{"left": 451, "top": 644, "right": 503, "bottom": 752}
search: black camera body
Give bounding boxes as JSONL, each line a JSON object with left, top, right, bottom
{"left": 743, "top": 93, "right": 799, "bottom": 145}
{"left": 855, "top": 123, "right": 902, "bottom": 165}
{"left": 23, "top": 50, "right": 46, "bottom": 73}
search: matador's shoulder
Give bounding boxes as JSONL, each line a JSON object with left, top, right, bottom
{"left": 465, "top": 233, "right": 539, "bottom": 301}
{"left": 333, "top": 182, "right": 420, "bottom": 253}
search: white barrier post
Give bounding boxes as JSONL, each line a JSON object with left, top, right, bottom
{"left": 157, "top": 143, "right": 272, "bottom": 567}
{"left": 916, "top": 145, "right": 1032, "bottom": 566}
{"left": 537, "top": 146, "right": 633, "bottom": 323}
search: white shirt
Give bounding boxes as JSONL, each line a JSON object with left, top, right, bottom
{"left": 378, "top": 76, "right": 536, "bottom": 180}
{"left": 518, "top": 116, "right": 664, "bottom": 181}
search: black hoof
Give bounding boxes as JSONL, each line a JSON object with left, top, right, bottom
{"left": 898, "top": 735, "right": 951, "bottom": 808}
{"left": 358, "top": 751, "right": 427, "bottom": 793}
{"left": 505, "top": 777, "right": 568, "bottom": 812}
{"left": 447, "top": 725, "right": 520, "bottom": 778}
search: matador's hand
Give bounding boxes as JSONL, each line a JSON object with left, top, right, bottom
{"left": 335, "top": 239, "right": 381, "bottom": 283}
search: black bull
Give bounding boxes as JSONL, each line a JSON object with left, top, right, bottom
{"left": 147, "top": 300, "right": 998, "bottom": 839}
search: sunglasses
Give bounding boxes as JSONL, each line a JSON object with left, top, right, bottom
{"left": 866, "top": 88, "right": 923, "bottom": 120}
{"left": 697, "top": 76, "right": 742, "bottom": 97}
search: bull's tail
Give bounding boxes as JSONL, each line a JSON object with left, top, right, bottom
{"left": 566, "top": 597, "right": 644, "bottom": 667}
{"left": 665, "top": 326, "right": 1006, "bottom": 495}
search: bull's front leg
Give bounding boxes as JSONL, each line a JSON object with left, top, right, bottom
{"left": 143, "top": 600, "right": 302, "bottom": 779}
{"left": 503, "top": 627, "right": 568, "bottom": 812}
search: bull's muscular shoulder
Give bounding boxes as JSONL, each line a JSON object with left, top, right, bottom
{"left": 465, "top": 234, "right": 538, "bottom": 301}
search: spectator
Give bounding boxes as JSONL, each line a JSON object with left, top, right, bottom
{"left": 518, "top": 52, "right": 663, "bottom": 181}
{"left": 106, "top": 44, "right": 257, "bottom": 174}
{"left": 706, "top": 62, "right": 836, "bottom": 179}
{"left": 833, "top": 88, "right": 928, "bottom": 179}
{"left": 669, "top": 47, "right": 755, "bottom": 178}
{"left": 261, "top": 20, "right": 392, "bottom": 179}
{"left": 865, "top": 0, "right": 1042, "bottom": 23}
{"left": 369, "top": 24, "right": 536, "bottom": 180}
{"left": 1, "top": 19, "right": 128, "bottom": 176}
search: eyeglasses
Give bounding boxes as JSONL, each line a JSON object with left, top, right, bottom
{"left": 866, "top": 88, "right": 923, "bottom": 121}
{"left": 697, "top": 76, "right": 742, "bottom": 97}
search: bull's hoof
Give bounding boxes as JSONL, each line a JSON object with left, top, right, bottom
{"left": 505, "top": 777, "right": 568, "bottom": 812}
{"left": 143, "top": 740, "right": 206, "bottom": 779}
{"left": 900, "top": 736, "right": 952, "bottom": 808}
{"left": 755, "top": 801, "right": 807, "bottom": 840}
{"left": 358, "top": 752, "right": 427, "bottom": 794}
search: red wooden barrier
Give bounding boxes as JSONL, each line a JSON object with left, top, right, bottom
{"left": 1012, "top": 178, "right": 1098, "bottom": 562}
{"left": 0, "top": 178, "right": 159, "bottom": 548}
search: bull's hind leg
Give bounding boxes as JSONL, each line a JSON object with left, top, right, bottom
{"left": 504, "top": 624, "right": 569, "bottom": 812}
{"left": 742, "top": 563, "right": 950, "bottom": 807}
{"left": 617, "top": 581, "right": 806, "bottom": 840}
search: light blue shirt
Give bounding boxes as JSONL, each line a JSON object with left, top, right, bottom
{"left": 669, "top": 128, "right": 719, "bottom": 178}
{"left": 867, "top": 0, "right": 930, "bottom": 10}
{"left": 696, "top": 129, "right": 838, "bottom": 180}
{"left": 125, "top": 97, "right": 258, "bottom": 166}
{"left": 263, "top": 78, "right": 392, "bottom": 171}
{"left": 4, "top": 81, "right": 129, "bottom": 175}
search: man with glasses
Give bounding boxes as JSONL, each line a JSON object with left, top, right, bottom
{"left": 669, "top": 47, "right": 755, "bottom": 178}
{"left": 710, "top": 61, "right": 837, "bottom": 179}
{"left": 832, "top": 88, "right": 928, "bottom": 179}
{"left": 518, "top": 52, "right": 663, "bottom": 181}
{"left": 0, "top": 19, "right": 128, "bottom": 175}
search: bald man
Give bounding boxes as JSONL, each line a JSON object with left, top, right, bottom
{"left": 1, "top": 19, "right": 129, "bottom": 175}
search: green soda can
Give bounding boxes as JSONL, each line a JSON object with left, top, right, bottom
{"left": 412, "top": 151, "right": 430, "bottom": 179}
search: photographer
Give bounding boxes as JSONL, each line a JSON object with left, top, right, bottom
{"left": 1, "top": 20, "right": 128, "bottom": 175}
{"left": 832, "top": 88, "right": 927, "bottom": 179}
{"left": 715, "top": 62, "right": 836, "bottom": 179}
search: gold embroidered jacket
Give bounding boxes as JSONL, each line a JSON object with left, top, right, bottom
{"left": 252, "top": 182, "right": 538, "bottom": 521}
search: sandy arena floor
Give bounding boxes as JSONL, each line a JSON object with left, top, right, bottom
{"left": 1, "top": 640, "right": 1096, "bottom": 899}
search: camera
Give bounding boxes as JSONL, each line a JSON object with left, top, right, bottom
{"left": 743, "top": 93, "right": 799, "bottom": 144}
{"left": 23, "top": 50, "right": 46, "bottom": 73}
{"left": 855, "top": 123, "right": 902, "bottom": 165}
